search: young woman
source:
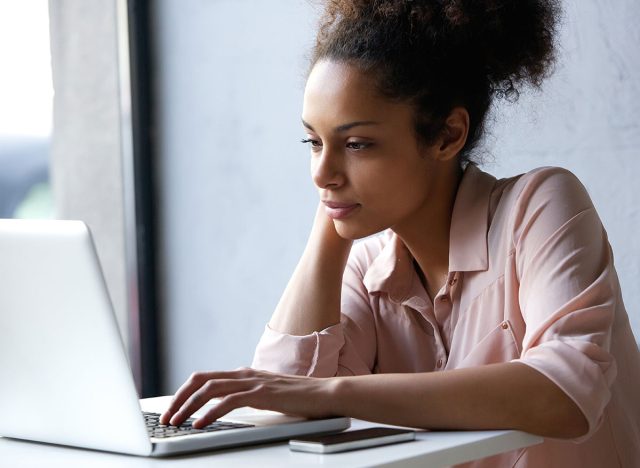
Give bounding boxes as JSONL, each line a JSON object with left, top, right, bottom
{"left": 161, "top": 1, "right": 640, "bottom": 466}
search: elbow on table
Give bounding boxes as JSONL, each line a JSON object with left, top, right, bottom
{"left": 530, "top": 394, "right": 590, "bottom": 440}
{"left": 548, "top": 411, "right": 590, "bottom": 440}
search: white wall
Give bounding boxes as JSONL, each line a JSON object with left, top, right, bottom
{"left": 153, "top": 0, "right": 640, "bottom": 393}
{"left": 153, "top": 0, "right": 319, "bottom": 392}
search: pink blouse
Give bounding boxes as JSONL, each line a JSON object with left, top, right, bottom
{"left": 252, "top": 165, "right": 640, "bottom": 467}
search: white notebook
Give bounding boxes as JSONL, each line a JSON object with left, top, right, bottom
{"left": 0, "top": 219, "right": 350, "bottom": 457}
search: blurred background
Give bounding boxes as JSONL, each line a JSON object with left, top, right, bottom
{"left": 0, "top": 1, "right": 53, "bottom": 219}
{"left": 2, "top": 0, "right": 638, "bottom": 396}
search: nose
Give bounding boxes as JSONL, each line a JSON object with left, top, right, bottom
{"left": 311, "top": 147, "right": 345, "bottom": 189}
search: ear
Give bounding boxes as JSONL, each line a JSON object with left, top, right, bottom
{"left": 435, "top": 107, "right": 469, "bottom": 161}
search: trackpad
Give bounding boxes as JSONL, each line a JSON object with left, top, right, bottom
{"left": 197, "top": 400, "right": 307, "bottom": 426}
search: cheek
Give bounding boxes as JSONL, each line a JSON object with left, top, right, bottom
{"left": 360, "top": 163, "right": 432, "bottom": 211}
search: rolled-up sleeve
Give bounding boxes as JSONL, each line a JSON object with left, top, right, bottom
{"left": 251, "top": 323, "right": 344, "bottom": 376}
{"left": 251, "top": 242, "right": 379, "bottom": 377}
{"left": 511, "top": 168, "right": 618, "bottom": 441}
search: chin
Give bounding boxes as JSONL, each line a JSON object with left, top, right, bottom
{"left": 333, "top": 219, "right": 386, "bottom": 241}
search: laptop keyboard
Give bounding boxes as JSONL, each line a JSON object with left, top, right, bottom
{"left": 143, "top": 412, "right": 255, "bottom": 439}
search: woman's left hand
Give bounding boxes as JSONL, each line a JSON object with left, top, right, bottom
{"left": 159, "top": 367, "right": 339, "bottom": 428}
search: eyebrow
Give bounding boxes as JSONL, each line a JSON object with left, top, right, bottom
{"left": 302, "top": 119, "right": 380, "bottom": 133}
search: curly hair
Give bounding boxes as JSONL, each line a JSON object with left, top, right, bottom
{"left": 310, "top": 0, "right": 561, "bottom": 163}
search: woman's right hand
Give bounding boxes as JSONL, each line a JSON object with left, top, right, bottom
{"left": 309, "top": 201, "right": 354, "bottom": 253}
{"left": 267, "top": 202, "right": 353, "bottom": 336}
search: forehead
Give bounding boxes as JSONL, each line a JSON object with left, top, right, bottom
{"left": 303, "top": 60, "right": 411, "bottom": 127}
{"left": 305, "top": 60, "right": 379, "bottom": 101}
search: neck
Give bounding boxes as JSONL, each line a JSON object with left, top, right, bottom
{"left": 393, "top": 161, "right": 462, "bottom": 299}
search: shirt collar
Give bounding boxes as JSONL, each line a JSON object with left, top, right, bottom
{"left": 448, "top": 163, "right": 496, "bottom": 272}
{"left": 362, "top": 163, "right": 496, "bottom": 299}
{"left": 362, "top": 232, "right": 416, "bottom": 302}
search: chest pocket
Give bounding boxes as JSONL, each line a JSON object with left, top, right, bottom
{"left": 454, "top": 319, "right": 521, "bottom": 369}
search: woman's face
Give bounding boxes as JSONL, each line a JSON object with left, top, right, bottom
{"left": 302, "top": 60, "right": 446, "bottom": 240}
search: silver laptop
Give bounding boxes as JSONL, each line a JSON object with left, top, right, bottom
{"left": 0, "top": 219, "right": 350, "bottom": 456}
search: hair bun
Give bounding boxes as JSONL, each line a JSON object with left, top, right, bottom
{"left": 441, "top": 0, "right": 560, "bottom": 100}
{"left": 312, "top": 0, "right": 561, "bottom": 161}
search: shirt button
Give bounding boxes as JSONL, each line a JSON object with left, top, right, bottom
{"left": 448, "top": 276, "right": 457, "bottom": 286}
{"left": 501, "top": 322, "right": 509, "bottom": 330}
{"left": 436, "top": 358, "right": 443, "bottom": 368}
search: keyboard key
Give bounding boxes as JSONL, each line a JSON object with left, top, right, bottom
{"left": 142, "top": 412, "right": 254, "bottom": 438}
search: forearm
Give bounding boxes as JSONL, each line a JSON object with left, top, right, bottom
{"left": 269, "top": 205, "right": 352, "bottom": 336}
{"left": 330, "top": 362, "right": 589, "bottom": 439}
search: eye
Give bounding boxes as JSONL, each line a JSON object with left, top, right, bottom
{"left": 346, "top": 141, "right": 372, "bottom": 151}
{"left": 300, "top": 137, "right": 323, "bottom": 152}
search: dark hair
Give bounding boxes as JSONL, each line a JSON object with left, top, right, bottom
{"left": 310, "top": 0, "right": 560, "bottom": 163}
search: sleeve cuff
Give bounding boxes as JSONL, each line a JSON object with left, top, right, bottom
{"left": 513, "top": 340, "right": 616, "bottom": 443}
{"left": 251, "top": 323, "right": 345, "bottom": 377}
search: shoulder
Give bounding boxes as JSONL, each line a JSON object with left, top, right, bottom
{"left": 483, "top": 166, "right": 604, "bottom": 260}
{"left": 497, "top": 166, "right": 593, "bottom": 211}
{"left": 492, "top": 166, "right": 596, "bottom": 229}
{"left": 494, "top": 167, "right": 605, "bottom": 259}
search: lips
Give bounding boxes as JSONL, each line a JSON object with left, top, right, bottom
{"left": 322, "top": 200, "right": 360, "bottom": 219}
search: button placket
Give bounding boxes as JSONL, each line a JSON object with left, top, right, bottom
{"left": 448, "top": 274, "right": 458, "bottom": 287}
{"left": 436, "top": 272, "right": 458, "bottom": 303}
{"left": 434, "top": 284, "right": 453, "bottom": 318}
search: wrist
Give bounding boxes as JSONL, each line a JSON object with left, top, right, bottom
{"left": 322, "top": 376, "right": 352, "bottom": 417}
{"left": 310, "top": 203, "right": 353, "bottom": 247}
{"left": 305, "top": 206, "right": 353, "bottom": 270}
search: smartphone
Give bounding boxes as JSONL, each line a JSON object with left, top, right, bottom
{"left": 289, "top": 427, "right": 416, "bottom": 454}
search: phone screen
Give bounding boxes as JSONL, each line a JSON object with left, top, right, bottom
{"left": 293, "top": 427, "right": 414, "bottom": 445}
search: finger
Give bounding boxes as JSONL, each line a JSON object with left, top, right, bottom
{"left": 192, "top": 390, "right": 260, "bottom": 428}
{"left": 170, "top": 379, "right": 253, "bottom": 426}
{"left": 160, "top": 371, "right": 215, "bottom": 424}
{"left": 160, "top": 369, "right": 256, "bottom": 424}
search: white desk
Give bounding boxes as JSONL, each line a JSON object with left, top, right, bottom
{"left": 0, "top": 397, "right": 542, "bottom": 468}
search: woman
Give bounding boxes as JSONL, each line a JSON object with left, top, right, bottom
{"left": 161, "top": 1, "right": 640, "bottom": 466}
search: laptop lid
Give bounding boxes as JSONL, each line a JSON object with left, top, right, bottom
{"left": 0, "top": 219, "right": 350, "bottom": 456}
{"left": 0, "top": 219, "right": 152, "bottom": 455}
